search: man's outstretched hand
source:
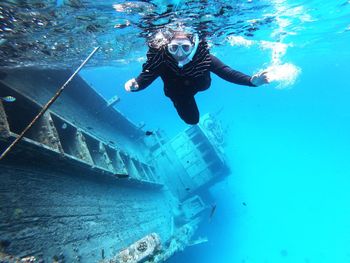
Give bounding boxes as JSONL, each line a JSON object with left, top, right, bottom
{"left": 250, "top": 71, "right": 270, "bottom": 86}
{"left": 124, "top": 78, "right": 139, "bottom": 92}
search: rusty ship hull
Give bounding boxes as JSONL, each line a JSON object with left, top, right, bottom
{"left": 0, "top": 68, "right": 229, "bottom": 262}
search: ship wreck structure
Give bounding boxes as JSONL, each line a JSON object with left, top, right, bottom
{"left": 0, "top": 68, "right": 230, "bottom": 263}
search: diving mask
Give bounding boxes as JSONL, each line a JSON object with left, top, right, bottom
{"left": 167, "top": 40, "right": 193, "bottom": 55}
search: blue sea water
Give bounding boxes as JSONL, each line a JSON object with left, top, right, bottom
{"left": 1, "top": 0, "right": 349, "bottom": 262}
{"left": 80, "top": 1, "right": 350, "bottom": 262}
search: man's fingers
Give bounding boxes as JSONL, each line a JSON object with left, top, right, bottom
{"left": 125, "top": 81, "right": 132, "bottom": 92}
{"left": 125, "top": 79, "right": 135, "bottom": 92}
{"left": 259, "top": 71, "right": 270, "bottom": 84}
{"left": 259, "top": 70, "right": 268, "bottom": 77}
{"left": 262, "top": 75, "right": 269, "bottom": 83}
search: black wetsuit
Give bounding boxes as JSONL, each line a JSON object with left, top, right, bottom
{"left": 134, "top": 41, "right": 255, "bottom": 124}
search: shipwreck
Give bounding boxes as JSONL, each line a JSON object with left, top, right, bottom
{"left": 0, "top": 67, "right": 230, "bottom": 262}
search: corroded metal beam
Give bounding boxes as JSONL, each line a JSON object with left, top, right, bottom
{"left": 0, "top": 47, "right": 100, "bottom": 160}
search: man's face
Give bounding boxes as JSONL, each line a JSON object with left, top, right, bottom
{"left": 167, "top": 37, "right": 193, "bottom": 62}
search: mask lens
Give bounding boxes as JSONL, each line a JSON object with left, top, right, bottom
{"left": 181, "top": 44, "right": 191, "bottom": 53}
{"left": 168, "top": 44, "right": 179, "bottom": 54}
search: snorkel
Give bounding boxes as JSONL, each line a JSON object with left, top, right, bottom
{"left": 178, "top": 33, "right": 199, "bottom": 68}
{"left": 187, "top": 33, "right": 199, "bottom": 62}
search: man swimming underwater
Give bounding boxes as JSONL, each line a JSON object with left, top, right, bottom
{"left": 125, "top": 28, "right": 269, "bottom": 124}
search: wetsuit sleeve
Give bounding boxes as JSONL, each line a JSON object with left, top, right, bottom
{"left": 134, "top": 47, "right": 163, "bottom": 91}
{"left": 210, "top": 55, "right": 256, "bottom": 87}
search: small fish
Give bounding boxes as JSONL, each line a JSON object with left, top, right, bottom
{"left": 61, "top": 123, "right": 67, "bottom": 129}
{"left": 209, "top": 204, "right": 217, "bottom": 222}
{"left": 1, "top": 96, "right": 16, "bottom": 102}
{"left": 145, "top": 131, "right": 154, "bottom": 136}
{"left": 185, "top": 187, "right": 190, "bottom": 191}
{"left": 242, "top": 202, "right": 247, "bottom": 206}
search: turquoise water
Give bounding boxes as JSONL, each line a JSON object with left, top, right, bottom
{"left": 2, "top": 0, "right": 350, "bottom": 262}
{"left": 80, "top": 1, "right": 350, "bottom": 262}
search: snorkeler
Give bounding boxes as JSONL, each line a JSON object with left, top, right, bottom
{"left": 124, "top": 29, "right": 269, "bottom": 124}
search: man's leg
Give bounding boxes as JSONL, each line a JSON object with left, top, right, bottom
{"left": 171, "top": 96, "right": 199, "bottom": 125}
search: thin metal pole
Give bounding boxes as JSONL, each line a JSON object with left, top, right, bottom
{"left": 0, "top": 46, "right": 100, "bottom": 160}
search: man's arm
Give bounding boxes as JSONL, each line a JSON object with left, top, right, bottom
{"left": 209, "top": 54, "right": 256, "bottom": 87}
{"left": 133, "top": 48, "right": 163, "bottom": 91}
